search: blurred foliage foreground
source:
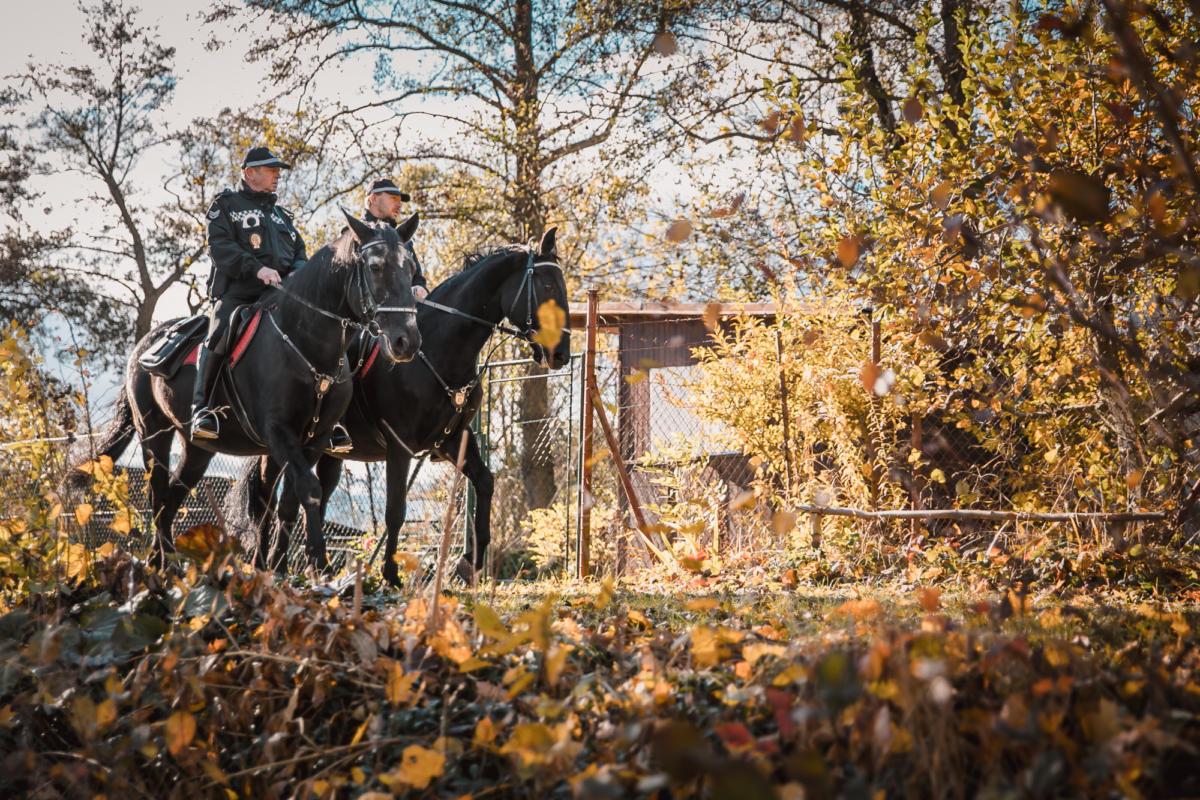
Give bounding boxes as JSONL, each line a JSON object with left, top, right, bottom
{"left": 1, "top": 331, "right": 1199, "bottom": 800}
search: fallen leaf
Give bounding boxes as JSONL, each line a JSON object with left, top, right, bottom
{"left": 166, "top": 710, "right": 196, "bottom": 756}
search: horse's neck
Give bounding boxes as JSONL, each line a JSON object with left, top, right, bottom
{"left": 422, "top": 254, "right": 520, "bottom": 380}
{"left": 274, "top": 255, "right": 351, "bottom": 368}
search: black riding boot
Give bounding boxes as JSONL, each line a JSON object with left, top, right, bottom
{"left": 190, "top": 346, "right": 223, "bottom": 440}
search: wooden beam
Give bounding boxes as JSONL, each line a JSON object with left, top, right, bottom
{"left": 576, "top": 289, "right": 598, "bottom": 579}
{"left": 793, "top": 505, "right": 1164, "bottom": 523}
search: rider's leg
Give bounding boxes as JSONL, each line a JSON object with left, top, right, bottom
{"left": 190, "top": 296, "right": 238, "bottom": 439}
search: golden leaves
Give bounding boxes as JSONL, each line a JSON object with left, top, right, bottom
{"left": 73, "top": 503, "right": 93, "bottom": 526}
{"left": 380, "top": 745, "right": 445, "bottom": 791}
{"left": 837, "top": 236, "right": 859, "bottom": 268}
{"left": 531, "top": 300, "right": 565, "bottom": 351}
{"left": 166, "top": 710, "right": 196, "bottom": 756}
{"left": 385, "top": 660, "right": 418, "bottom": 706}
{"left": 176, "top": 523, "right": 223, "bottom": 560}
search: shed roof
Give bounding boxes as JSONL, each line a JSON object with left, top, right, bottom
{"left": 567, "top": 301, "right": 779, "bottom": 330}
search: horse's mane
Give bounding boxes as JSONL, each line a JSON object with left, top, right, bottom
{"left": 460, "top": 244, "right": 527, "bottom": 272}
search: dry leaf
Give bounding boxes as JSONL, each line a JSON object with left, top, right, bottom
{"left": 703, "top": 302, "right": 722, "bottom": 331}
{"left": 531, "top": 299, "right": 565, "bottom": 351}
{"left": 665, "top": 219, "right": 693, "bottom": 243}
{"left": 166, "top": 710, "right": 196, "bottom": 756}
{"left": 903, "top": 96, "right": 924, "bottom": 123}
{"left": 860, "top": 360, "right": 881, "bottom": 394}
{"left": 650, "top": 31, "right": 678, "bottom": 56}
{"left": 837, "top": 236, "right": 860, "bottom": 268}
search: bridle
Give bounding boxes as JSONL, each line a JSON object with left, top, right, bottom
{"left": 270, "top": 237, "right": 419, "bottom": 335}
{"left": 416, "top": 248, "right": 567, "bottom": 343}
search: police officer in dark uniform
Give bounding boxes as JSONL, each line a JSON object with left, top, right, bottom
{"left": 364, "top": 178, "right": 428, "bottom": 300}
{"left": 191, "top": 146, "right": 308, "bottom": 440}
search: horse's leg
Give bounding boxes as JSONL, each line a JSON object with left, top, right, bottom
{"left": 316, "top": 455, "right": 343, "bottom": 520}
{"left": 264, "top": 432, "right": 325, "bottom": 572}
{"left": 252, "top": 457, "right": 289, "bottom": 573}
{"left": 457, "top": 432, "right": 494, "bottom": 580}
{"left": 248, "top": 457, "right": 276, "bottom": 570}
{"left": 163, "top": 443, "right": 215, "bottom": 536}
{"left": 380, "top": 445, "right": 412, "bottom": 589}
{"left": 139, "top": 421, "right": 176, "bottom": 566}
{"left": 273, "top": 468, "right": 301, "bottom": 575}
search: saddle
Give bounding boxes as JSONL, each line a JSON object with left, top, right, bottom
{"left": 138, "top": 307, "right": 264, "bottom": 379}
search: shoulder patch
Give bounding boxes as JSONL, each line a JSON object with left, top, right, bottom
{"left": 277, "top": 206, "right": 294, "bottom": 220}
{"left": 207, "top": 188, "right": 235, "bottom": 220}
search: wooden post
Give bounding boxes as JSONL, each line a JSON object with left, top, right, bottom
{"left": 910, "top": 412, "right": 924, "bottom": 546}
{"left": 775, "top": 327, "right": 794, "bottom": 495}
{"left": 576, "top": 289, "right": 598, "bottom": 579}
{"left": 590, "top": 383, "right": 669, "bottom": 564}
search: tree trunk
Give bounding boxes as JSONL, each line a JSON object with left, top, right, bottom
{"left": 848, "top": 4, "right": 896, "bottom": 141}
{"left": 512, "top": 0, "right": 556, "bottom": 510}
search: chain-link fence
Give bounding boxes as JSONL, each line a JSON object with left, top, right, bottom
{"left": 475, "top": 352, "right": 581, "bottom": 578}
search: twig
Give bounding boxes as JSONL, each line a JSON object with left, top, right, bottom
{"left": 429, "top": 431, "right": 470, "bottom": 630}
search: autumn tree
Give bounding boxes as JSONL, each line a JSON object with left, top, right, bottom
{"left": 11, "top": 1, "right": 216, "bottom": 345}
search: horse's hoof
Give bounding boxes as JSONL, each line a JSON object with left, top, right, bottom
{"left": 454, "top": 557, "right": 474, "bottom": 585}
{"left": 381, "top": 564, "right": 403, "bottom": 590}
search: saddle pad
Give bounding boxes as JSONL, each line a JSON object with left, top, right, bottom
{"left": 182, "top": 307, "right": 264, "bottom": 367}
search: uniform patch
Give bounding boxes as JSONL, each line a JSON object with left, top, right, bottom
{"left": 250, "top": 233, "right": 262, "bottom": 249}
{"left": 206, "top": 204, "right": 220, "bottom": 220}
{"left": 229, "top": 209, "right": 263, "bottom": 228}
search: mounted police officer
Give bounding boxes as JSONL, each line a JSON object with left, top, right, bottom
{"left": 364, "top": 178, "right": 428, "bottom": 300}
{"left": 191, "top": 146, "right": 308, "bottom": 440}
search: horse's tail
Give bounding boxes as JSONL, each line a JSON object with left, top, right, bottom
{"left": 225, "top": 456, "right": 270, "bottom": 556}
{"left": 64, "top": 381, "right": 136, "bottom": 492}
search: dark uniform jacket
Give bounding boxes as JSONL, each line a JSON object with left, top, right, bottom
{"left": 363, "top": 210, "right": 428, "bottom": 291}
{"left": 206, "top": 184, "right": 308, "bottom": 299}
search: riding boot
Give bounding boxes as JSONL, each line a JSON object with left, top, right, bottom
{"left": 327, "top": 422, "right": 354, "bottom": 455}
{"left": 190, "top": 346, "right": 223, "bottom": 440}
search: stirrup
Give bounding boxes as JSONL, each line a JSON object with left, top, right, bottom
{"left": 327, "top": 424, "right": 353, "bottom": 454}
{"left": 190, "top": 407, "right": 220, "bottom": 440}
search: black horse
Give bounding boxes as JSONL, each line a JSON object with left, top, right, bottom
{"left": 241, "top": 227, "right": 570, "bottom": 585}
{"left": 74, "top": 212, "right": 422, "bottom": 570}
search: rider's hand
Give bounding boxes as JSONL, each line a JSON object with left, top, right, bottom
{"left": 413, "top": 285, "right": 428, "bottom": 301}
{"left": 257, "top": 267, "right": 282, "bottom": 287}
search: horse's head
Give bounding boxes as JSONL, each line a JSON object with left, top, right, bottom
{"left": 342, "top": 210, "right": 422, "bottom": 363}
{"left": 501, "top": 227, "right": 571, "bottom": 370}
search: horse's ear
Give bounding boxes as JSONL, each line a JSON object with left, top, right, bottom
{"left": 342, "top": 208, "right": 376, "bottom": 244}
{"left": 396, "top": 212, "right": 419, "bottom": 243}
{"left": 538, "top": 226, "right": 558, "bottom": 258}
